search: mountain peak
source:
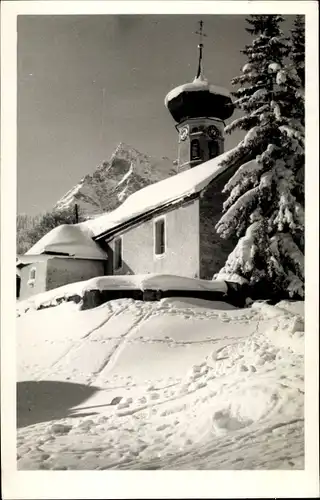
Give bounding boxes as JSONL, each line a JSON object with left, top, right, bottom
{"left": 114, "top": 142, "right": 140, "bottom": 153}
{"left": 110, "top": 142, "right": 151, "bottom": 163}
{"left": 56, "top": 143, "right": 176, "bottom": 218}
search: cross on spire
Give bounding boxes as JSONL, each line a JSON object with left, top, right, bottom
{"left": 195, "top": 20, "right": 207, "bottom": 46}
{"left": 195, "top": 20, "right": 207, "bottom": 79}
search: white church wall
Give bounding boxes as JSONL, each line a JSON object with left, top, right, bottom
{"left": 19, "top": 261, "right": 48, "bottom": 300}
{"left": 106, "top": 199, "right": 200, "bottom": 278}
{"left": 46, "top": 258, "right": 105, "bottom": 292}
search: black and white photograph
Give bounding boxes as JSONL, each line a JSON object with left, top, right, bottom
{"left": 1, "top": 0, "right": 319, "bottom": 498}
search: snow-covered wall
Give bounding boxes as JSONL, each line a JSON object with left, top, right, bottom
{"left": 105, "top": 199, "right": 200, "bottom": 278}
{"left": 19, "top": 261, "right": 48, "bottom": 300}
{"left": 46, "top": 258, "right": 105, "bottom": 292}
{"left": 19, "top": 258, "right": 106, "bottom": 300}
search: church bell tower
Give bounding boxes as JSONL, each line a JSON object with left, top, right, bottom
{"left": 165, "top": 21, "right": 234, "bottom": 172}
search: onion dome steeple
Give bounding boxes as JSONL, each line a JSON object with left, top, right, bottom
{"left": 165, "top": 21, "right": 234, "bottom": 172}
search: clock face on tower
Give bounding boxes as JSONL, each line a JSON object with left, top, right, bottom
{"left": 206, "top": 125, "right": 220, "bottom": 139}
{"left": 179, "top": 126, "right": 188, "bottom": 141}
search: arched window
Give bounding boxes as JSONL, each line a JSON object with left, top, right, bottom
{"left": 191, "top": 139, "right": 201, "bottom": 160}
{"left": 27, "top": 267, "right": 36, "bottom": 287}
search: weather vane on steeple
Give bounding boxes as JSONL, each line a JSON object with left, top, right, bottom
{"left": 195, "top": 20, "right": 207, "bottom": 79}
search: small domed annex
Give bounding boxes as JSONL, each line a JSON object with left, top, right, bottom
{"left": 165, "top": 21, "right": 234, "bottom": 172}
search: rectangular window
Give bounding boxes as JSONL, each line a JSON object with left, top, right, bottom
{"left": 155, "top": 218, "right": 166, "bottom": 256}
{"left": 29, "top": 267, "right": 36, "bottom": 280}
{"left": 27, "top": 267, "right": 36, "bottom": 287}
{"left": 114, "top": 237, "right": 123, "bottom": 270}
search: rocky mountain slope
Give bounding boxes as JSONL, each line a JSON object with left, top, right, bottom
{"left": 55, "top": 143, "right": 177, "bottom": 218}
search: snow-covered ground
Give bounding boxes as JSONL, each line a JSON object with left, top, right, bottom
{"left": 17, "top": 294, "right": 305, "bottom": 471}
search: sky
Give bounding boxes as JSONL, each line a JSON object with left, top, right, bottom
{"left": 17, "top": 14, "right": 294, "bottom": 216}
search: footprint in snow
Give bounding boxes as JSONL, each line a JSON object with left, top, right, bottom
{"left": 191, "top": 365, "right": 202, "bottom": 374}
{"left": 110, "top": 396, "right": 122, "bottom": 405}
{"left": 117, "top": 397, "right": 133, "bottom": 409}
{"left": 156, "top": 423, "right": 170, "bottom": 432}
{"left": 50, "top": 423, "right": 73, "bottom": 435}
{"left": 188, "top": 371, "right": 203, "bottom": 382}
{"left": 77, "top": 419, "right": 95, "bottom": 431}
{"left": 149, "top": 392, "right": 160, "bottom": 401}
{"left": 97, "top": 416, "right": 109, "bottom": 426}
{"left": 108, "top": 424, "right": 119, "bottom": 430}
{"left": 238, "top": 364, "right": 249, "bottom": 372}
{"left": 212, "top": 410, "right": 252, "bottom": 433}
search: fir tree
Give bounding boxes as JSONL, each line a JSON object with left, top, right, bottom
{"left": 290, "top": 15, "right": 305, "bottom": 87}
{"left": 215, "top": 15, "right": 305, "bottom": 299}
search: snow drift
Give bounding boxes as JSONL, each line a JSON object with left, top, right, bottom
{"left": 17, "top": 294, "right": 304, "bottom": 471}
{"left": 17, "top": 274, "right": 229, "bottom": 315}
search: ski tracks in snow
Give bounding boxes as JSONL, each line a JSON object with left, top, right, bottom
{"left": 35, "top": 300, "right": 138, "bottom": 382}
{"left": 17, "top": 298, "right": 304, "bottom": 470}
{"left": 86, "top": 302, "right": 157, "bottom": 384}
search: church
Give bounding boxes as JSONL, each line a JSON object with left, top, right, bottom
{"left": 17, "top": 23, "right": 248, "bottom": 300}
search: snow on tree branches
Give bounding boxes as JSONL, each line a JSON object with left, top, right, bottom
{"left": 215, "top": 15, "right": 305, "bottom": 298}
{"left": 290, "top": 15, "right": 305, "bottom": 87}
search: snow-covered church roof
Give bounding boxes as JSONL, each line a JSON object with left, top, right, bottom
{"left": 21, "top": 148, "right": 245, "bottom": 258}
{"left": 82, "top": 148, "right": 238, "bottom": 238}
{"left": 25, "top": 224, "right": 107, "bottom": 260}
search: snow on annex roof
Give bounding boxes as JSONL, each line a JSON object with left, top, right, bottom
{"left": 25, "top": 224, "right": 106, "bottom": 260}
{"left": 82, "top": 148, "right": 236, "bottom": 238}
